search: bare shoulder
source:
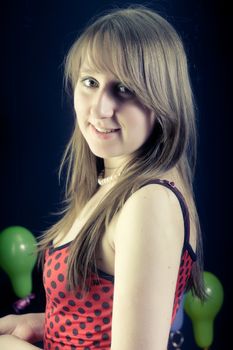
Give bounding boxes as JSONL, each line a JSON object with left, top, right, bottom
{"left": 113, "top": 182, "right": 185, "bottom": 249}
{"left": 122, "top": 179, "right": 185, "bottom": 209}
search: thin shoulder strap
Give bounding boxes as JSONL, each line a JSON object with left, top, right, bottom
{"left": 139, "top": 179, "right": 190, "bottom": 247}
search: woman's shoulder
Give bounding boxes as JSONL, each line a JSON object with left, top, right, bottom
{"left": 122, "top": 179, "right": 182, "bottom": 214}
{"left": 120, "top": 167, "right": 188, "bottom": 217}
{"left": 112, "top": 169, "right": 196, "bottom": 254}
{"left": 113, "top": 176, "right": 185, "bottom": 245}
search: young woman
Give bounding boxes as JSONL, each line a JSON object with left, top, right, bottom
{"left": 0, "top": 5, "right": 206, "bottom": 350}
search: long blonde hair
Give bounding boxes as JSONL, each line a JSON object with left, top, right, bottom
{"left": 38, "top": 5, "right": 206, "bottom": 300}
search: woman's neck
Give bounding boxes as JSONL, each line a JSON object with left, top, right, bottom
{"left": 103, "top": 157, "right": 129, "bottom": 177}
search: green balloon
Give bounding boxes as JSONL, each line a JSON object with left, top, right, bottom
{"left": 184, "top": 271, "right": 224, "bottom": 348}
{"left": 0, "top": 226, "right": 38, "bottom": 298}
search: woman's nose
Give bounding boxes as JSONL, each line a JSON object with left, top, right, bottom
{"left": 91, "top": 90, "right": 116, "bottom": 119}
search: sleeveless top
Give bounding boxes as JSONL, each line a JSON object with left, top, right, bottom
{"left": 43, "top": 179, "right": 197, "bottom": 350}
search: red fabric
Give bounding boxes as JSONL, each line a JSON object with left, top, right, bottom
{"left": 43, "top": 243, "right": 194, "bottom": 350}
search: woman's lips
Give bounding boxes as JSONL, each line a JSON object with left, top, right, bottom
{"left": 93, "top": 124, "right": 121, "bottom": 133}
{"left": 90, "top": 124, "right": 121, "bottom": 139}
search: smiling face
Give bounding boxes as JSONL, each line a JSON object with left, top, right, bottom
{"left": 74, "top": 65, "right": 156, "bottom": 169}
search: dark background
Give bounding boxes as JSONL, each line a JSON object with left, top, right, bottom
{"left": 0, "top": 0, "right": 231, "bottom": 349}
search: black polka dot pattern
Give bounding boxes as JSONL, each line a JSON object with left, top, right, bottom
{"left": 43, "top": 245, "right": 114, "bottom": 349}
{"left": 43, "top": 239, "right": 195, "bottom": 349}
{"left": 171, "top": 249, "right": 194, "bottom": 324}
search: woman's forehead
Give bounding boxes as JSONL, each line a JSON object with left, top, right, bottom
{"left": 78, "top": 49, "right": 121, "bottom": 78}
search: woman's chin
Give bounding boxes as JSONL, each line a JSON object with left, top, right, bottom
{"left": 88, "top": 145, "right": 121, "bottom": 159}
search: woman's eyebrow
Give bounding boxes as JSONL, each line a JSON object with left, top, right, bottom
{"left": 79, "top": 67, "right": 100, "bottom": 74}
{"left": 79, "top": 67, "right": 118, "bottom": 79}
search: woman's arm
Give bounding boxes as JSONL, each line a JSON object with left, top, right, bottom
{"left": 111, "top": 184, "right": 185, "bottom": 350}
{"left": 0, "top": 313, "right": 45, "bottom": 343}
{"left": 0, "top": 335, "right": 42, "bottom": 349}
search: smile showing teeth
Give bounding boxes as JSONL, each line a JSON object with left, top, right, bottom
{"left": 94, "top": 126, "right": 119, "bottom": 134}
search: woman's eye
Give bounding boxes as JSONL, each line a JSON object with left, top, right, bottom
{"left": 79, "top": 77, "right": 134, "bottom": 98}
{"left": 81, "top": 78, "right": 98, "bottom": 88}
{"left": 117, "top": 85, "right": 134, "bottom": 97}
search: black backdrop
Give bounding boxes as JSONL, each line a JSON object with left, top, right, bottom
{"left": 0, "top": 1, "right": 231, "bottom": 349}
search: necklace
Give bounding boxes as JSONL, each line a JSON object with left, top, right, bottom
{"left": 97, "top": 170, "right": 121, "bottom": 186}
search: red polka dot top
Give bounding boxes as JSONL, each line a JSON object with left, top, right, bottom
{"left": 43, "top": 179, "right": 197, "bottom": 350}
